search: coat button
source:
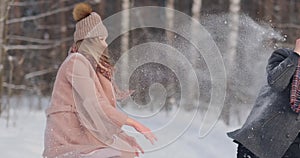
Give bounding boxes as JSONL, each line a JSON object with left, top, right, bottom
{"left": 286, "top": 134, "right": 290, "bottom": 138}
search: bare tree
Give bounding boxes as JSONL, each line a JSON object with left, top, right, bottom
{"left": 120, "top": 0, "right": 130, "bottom": 86}
{"left": 192, "top": 0, "right": 202, "bottom": 20}
{"left": 166, "top": 0, "right": 174, "bottom": 44}
{"left": 186, "top": 0, "right": 202, "bottom": 110}
{"left": 223, "top": 0, "right": 241, "bottom": 125}
{"left": 97, "top": 0, "right": 107, "bottom": 17}
{"left": 227, "top": 0, "right": 240, "bottom": 68}
{"left": 0, "top": 0, "right": 11, "bottom": 115}
{"left": 59, "top": 0, "right": 67, "bottom": 59}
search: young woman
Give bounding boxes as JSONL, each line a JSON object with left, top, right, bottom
{"left": 228, "top": 39, "right": 300, "bottom": 158}
{"left": 43, "top": 3, "right": 157, "bottom": 158}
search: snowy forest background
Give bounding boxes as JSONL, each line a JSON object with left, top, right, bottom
{"left": 1, "top": 0, "right": 299, "bottom": 124}
{"left": 0, "top": 0, "right": 300, "bottom": 157}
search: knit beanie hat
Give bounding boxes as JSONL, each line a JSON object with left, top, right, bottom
{"left": 73, "top": 3, "right": 108, "bottom": 43}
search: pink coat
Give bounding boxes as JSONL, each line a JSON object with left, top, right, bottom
{"left": 43, "top": 53, "right": 135, "bottom": 158}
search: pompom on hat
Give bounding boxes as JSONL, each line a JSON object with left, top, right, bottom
{"left": 73, "top": 3, "right": 108, "bottom": 43}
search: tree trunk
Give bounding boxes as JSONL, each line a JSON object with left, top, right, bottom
{"left": 0, "top": 0, "right": 10, "bottom": 115}
{"left": 120, "top": 0, "right": 130, "bottom": 86}
{"left": 223, "top": 0, "right": 241, "bottom": 125}
{"left": 185, "top": 0, "right": 202, "bottom": 110}
{"left": 227, "top": 0, "right": 240, "bottom": 68}
{"left": 192, "top": 0, "right": 202, "bottom": 20}
{"left": 264, "top": 0, "right": 274, "bottom": 21}
{"left": 60, "top": 0, "right": 67, "bottom": 58}
{"left": 98, "top": 0, "right": 107, "bottom": 18}
{"left": 166, "top": 0, "right": 174, "bottom": 44}
{"left": 12, "top": 0, "right": 25, "bottom": 89}
{"left": 165, "top": 0, "right": 175, "bottom": 112}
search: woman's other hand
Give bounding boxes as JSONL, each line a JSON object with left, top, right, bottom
{"left": 122, "top": 134, "right": 144, "bottom": 157}
{"left": 125, "top": 118, "right": 158, "bottom": 145}
{"left": 294, "top": 39, "right": 300, "bottom": 55}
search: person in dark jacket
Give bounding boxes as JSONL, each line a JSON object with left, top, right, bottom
{"left": 227, "top": 39, "right": 300, "bottom": 158}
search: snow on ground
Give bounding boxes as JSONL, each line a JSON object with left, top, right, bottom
{"left": 0, "top": 97, "right": 240, "bottom": 158}
{"left": 0, "top": 110, "right": 45, "bottom": 158}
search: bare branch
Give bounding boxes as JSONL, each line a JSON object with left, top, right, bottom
{"left": 9, "top": 0, "right": 71, "bottom": 7}
{"left": 36, "top": 24, "right": 75, "bottom": 30}
{"left": 4, "top": 44, "right": 58, "bottom": 50}
{"left": 3, "top": 82, "right": 28, "bottom": 90}
{"left": 7, "top": 0, "right": 102, "bottom": 24}
{"left": 7, "top": 35, "right": 54, "bottom": 44}
{"left": 281, "top": 43, "right": 294, "bottom": 48}
{"left": 3, "top": 37, "right": 73, "bottom": 50}
{"left": 6, "top": 4, "right": 74, "bottom": 24}
{"left": 25, "top": 68, "right": 57, "bottom": 80}
{"left": 276, "top": 23, "right": 300, "bottom": 30}
{"left": 9, "top": 1, "right": 50, "bottom": 7}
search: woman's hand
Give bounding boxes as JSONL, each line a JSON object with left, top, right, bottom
{"left": 119, "top": 132, "right": 144, "bottom": 157}
{"left": 294, "top": 39, "right": 300, "bottom": 55}
{"left": 134, "top": 122, "right": 157, "bottom": 145}
{"left": 125, "top": 118, "right": 157, "bottom": 145}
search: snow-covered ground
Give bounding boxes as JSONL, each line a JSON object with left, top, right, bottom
{"left": 0, "top": 96, "right": 242, "bottom": 158}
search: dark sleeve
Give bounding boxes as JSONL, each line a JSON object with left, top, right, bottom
{"left": 266, "top": 49, "right": 299, "bottom": 92}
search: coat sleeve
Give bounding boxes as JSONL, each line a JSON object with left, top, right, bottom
{"left": 66, "top": 54, "right": 128, "bottom": 128}
{"left": 266, "top": 49, "right": 299, "bottom": 92}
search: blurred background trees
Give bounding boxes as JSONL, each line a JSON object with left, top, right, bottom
{"left": 0, "top": 0, "right": 299, "bottom": 125}
{"left": 0, "top": 0, "right": 10, "bottom": 115}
